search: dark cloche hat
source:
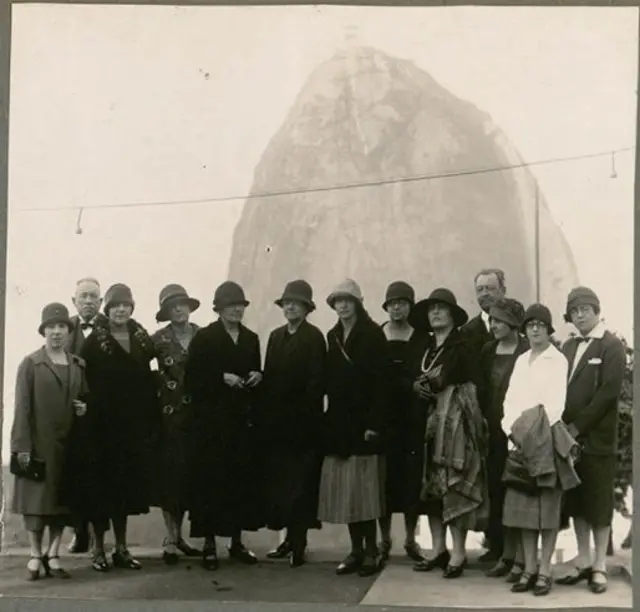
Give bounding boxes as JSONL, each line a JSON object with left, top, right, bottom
{"left": 564, "top": 286, "right": 600, "bottom": 323}
{"left": 156, "top": 284, "right": 201, "bottom": 322}
{"left": 38, "top": 302, "right": 74, "bottom": 336}
{"left": 275, "top": 279, "right": 316, "bottom": 312}
{"left": 382, "top": 281, "right": 415, "bottom": 311}
{"left": 522, "top": 303, "right": 555, "bottom": 335}
{"left": 213, "top": 281, "right": 249, "bottom": 312}
{"left": 103, "top": 283, "right": 135, "bottom": 314}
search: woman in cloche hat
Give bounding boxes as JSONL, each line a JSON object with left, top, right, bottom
{"left": 500, "top": 303, "right": 571, "bottom": 597}
{"left": 476, "top": 297, "right": 529, "bottom": 580}
{"left": 79, "top": 284, "right": 160, "bottom": 573}
{"left": 317, "top": 279, "right": 390, "bottom": 578}
{"left": 184, "top": 281, "right": 264, "bottom": 571}
{"left": 10, "top": 303, "right": 89, "bottom": 580}
{"left": 262, "top": 280, "right": 326, "bottom": 567}
{"left": 405, "top": 288, "right": 487, "bottom": 579}
{"left": 150, "top": 284, "right": 202, "bottom": 565}
{"left": 377, "top": 281, "right": 426, "bottom": 564}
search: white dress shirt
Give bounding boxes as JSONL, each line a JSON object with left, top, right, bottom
{"left": 80, "top": 317, "right": 97, "bottom": 338}
{"left": 502, "top": 344, "right": 569, "bottom": 435}
{"left": 569, "top": 320, "right": 606, "bottom": 380}
{"left": 481, "top": 310, "right": 491, "bottom": 332}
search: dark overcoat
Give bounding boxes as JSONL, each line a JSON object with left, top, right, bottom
{"left": 261, "top": 320, "right": 326, "bottom": 530}
{"left": 460, "top": 314, "right": 493, "bottom": 360}
{"left": 150, "top": 323, "right": 199, "bottom": 514}
{"left": 322, "top": 314, "right": 391, "bottom": 458}
{"left": 10, "top": 348, "right": 88, "bottom": 518}
{"left": 79, "top": 318, "right": 160, "bottom": 519}
{"left": 403, "top": 328, "right": 477, "bottom": 514}
{"left": 185, "top": 319, "right": 265, "bottom": 537}
{"left": 562, "top": 331, "right": 626, "bottom": 455}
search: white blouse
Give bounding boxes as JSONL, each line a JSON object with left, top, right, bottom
{"left": 502, "top": 344, "right": 569, "bottom": 435}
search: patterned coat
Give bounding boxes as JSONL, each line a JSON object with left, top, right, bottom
{"left": 150, "top": 323, "right": 199, "bottom": 513}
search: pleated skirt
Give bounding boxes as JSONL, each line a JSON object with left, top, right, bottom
{"left": 317, "top": 455, "right": 386, "bottom": 524}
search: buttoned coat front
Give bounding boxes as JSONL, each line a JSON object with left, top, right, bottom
{"left": 10, "top": 347, "right": 88, "bottom": 517}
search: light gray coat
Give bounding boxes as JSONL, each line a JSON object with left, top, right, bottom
{"left": 10, "top": 347, "right": 88, "bottom": 516}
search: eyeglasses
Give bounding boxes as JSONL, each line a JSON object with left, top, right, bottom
{"left": 525, "top": 320, "right": 547, "bottom": 330}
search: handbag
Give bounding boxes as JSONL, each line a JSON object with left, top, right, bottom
{"left": 502, "top": 449, "right": 538, "bottom": 496}
{"left": 10, "top": 453, "right": 46, "bottom": 482}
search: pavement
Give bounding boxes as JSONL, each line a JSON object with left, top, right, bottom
{"left": 0, "top": 547, "right": 631, "bottom": 609}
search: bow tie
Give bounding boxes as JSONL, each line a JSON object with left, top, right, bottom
{"left": 80, "top": 321, "right": 94, "bottom": 330}
{"left": 576, "top": 336, "right": 591, "bottom": 344}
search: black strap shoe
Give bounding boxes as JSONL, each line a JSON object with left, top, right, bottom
{"left": 555, "top": 566, "right": 592, "bottom": 585}
{"left": 486, "top": 558, "right": 514, "bottom": 578}
{"left": 588, "top": 570, "right": 608, "bottom": 594}
{"left": 443, "top": 558, "right": 467, "bottom": 579}
{"left": 336, "top": 553, "right": 362, "bottom": 575}
{"left": 91, "top": 552, "right": 111, "bottom": 573}
{"left": 202, "top": 547, "right": 219, "bottom": 571}
{"left": 43, "top": 555, "right": 71, "bottom": 579}
{"left": 267, "top": 541, "right": 291, "bottom": 559}
{"left": 413, "top": 550, "right": 450, "bottom": 572}
{"left": 228, "top": 543, "right": 259, "bottom": 565}
{"left": 404, "top": 542, "right": 425, "bottom": 562}
{"left": 533, "top": 574, "right": 553, "bottom": 596}
{"left": 511, "top": 571, "right": 537, "bottom": 593}
{"left": 112, "top": 550, "right": 142, "bottom": 570}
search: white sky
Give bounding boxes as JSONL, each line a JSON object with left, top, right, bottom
{"left": 3, "top": 5, "right": 637, "bottom": 460}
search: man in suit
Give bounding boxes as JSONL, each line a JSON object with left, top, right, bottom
{"left": 557, "top": 287, "right": 625, "bottom": 595}
{"left": 461, "top": 268, "right": 507, "bottom": 359}
{"left": 461, "top": 268, "right": 507, "bottom": 561}
{"left": 66, "top": 277, "right": 104, "bottom": 553}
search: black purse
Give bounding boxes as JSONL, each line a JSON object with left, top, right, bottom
{"left": 502, "top": 449, "right": 538, "bottom": 496}
{"left": 10, "top": 453, "right": 46, "bottom": 482}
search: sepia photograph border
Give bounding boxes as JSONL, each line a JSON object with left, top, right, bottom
{"left": 0, "top": 0, "right": 637, "bottom": 610}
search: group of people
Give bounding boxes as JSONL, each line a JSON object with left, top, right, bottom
{"left": 9, "top": 269, "right": 625, "bottom": 599}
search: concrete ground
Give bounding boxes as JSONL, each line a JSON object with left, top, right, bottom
{"left": 0, "top": 548, "right": 631, "bottom": 608}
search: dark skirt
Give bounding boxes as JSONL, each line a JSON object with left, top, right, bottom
{"left": 486, "top": 430, "right": 509, "bottom": 543}
{"left": 405, "top": 446, "right": 439, "bottom": 517}
{"left": 152, "top": 411, "right": 194, "bottom": 514}
{"left": 562, "top": 454, "right": 616, "bottom": 528}
{"left": 264, "top": 448, "right": 322, "bottom": 531}
{"left": 318, "top": 455, "right": 386, "bottom": 524}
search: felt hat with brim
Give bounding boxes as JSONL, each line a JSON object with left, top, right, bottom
{"left": 39, "top": 302, "right": 74, "bottom": 336}
{"left": 275, "top": 279, "right": 316, "bottom": 312}
{"left": 382, "top": 281, "right": 415, "bottom": 311}
{"left": 156, "top": 284, "right": 201, "bottom": 322}
{"left": 522, "top": 303, "right": 555, "bottom": 335}
{"left": 563, "top": 286, "right": 600, "bottom": 323}
{"left": 489, "top": 298, "right": 526, "bottom": 329}
{"left": 408, "top": 287, "right": 468, "bottom": 332}
{"left": 213, "top": 281, "right": 249, "bottom": 312}
{"left": 104, "top": 283, "right": 135, "bottom": 314}
{"left": 326, "top": 279, "right": 363, "bottom": 310}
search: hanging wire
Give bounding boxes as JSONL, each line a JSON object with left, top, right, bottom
{"left": 75, "top": 207, "right": 85, "bottom": 235}
{"left": 17, "top": 144, "right": 634, "bottom": 217}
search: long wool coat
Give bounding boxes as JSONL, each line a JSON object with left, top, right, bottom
{"left": 185, "top": 319, "right": 265, "bottom": 537}
{"left": 261, "top": 320, "right": 326, "bottom": 530}
{"left": 10, "top": 348, "right": 88, "bottom": 517}
{"left": 80, "top": 318, "right": 160, "bottom": 519}
{"left": 150, "top": 323, "right": 199, "bottom": 514}
{"left": 323, "top": 314, "right": 391, "bottom": 458}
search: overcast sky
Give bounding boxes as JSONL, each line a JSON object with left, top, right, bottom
{"left": 3, "top": 5, "right": 637, "bottom": 460}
